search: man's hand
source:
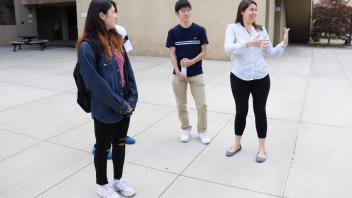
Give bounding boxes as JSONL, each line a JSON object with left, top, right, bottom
{"left": 175, "top": 70, "right": 186, "bottom": 81}
{"left": 180, "top": 58, "right": 194, "bottom": 68}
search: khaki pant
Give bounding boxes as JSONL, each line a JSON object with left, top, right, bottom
{"left": 172, "top": 74, "right": 207, "bottom": 133}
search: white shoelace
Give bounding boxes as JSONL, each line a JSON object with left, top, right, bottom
{"left": 104, "top": 184, "right": 116, "bottom": 195}
{"left": 116, "top": 180, "right": 128, "bottom": 190}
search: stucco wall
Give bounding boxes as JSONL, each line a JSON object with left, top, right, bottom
{"left": 76, "top": 0, "right": 270, "bottom": 60}
{"left": 0, "top": 0, "right": 37, "bottom": 45}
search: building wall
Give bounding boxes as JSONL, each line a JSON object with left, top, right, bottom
{"left": 274, "top": 0, "right": 287, "bottom": 44}
{"left": 76, "top": 0, "right": 271, "bottom": 60}
{"left": 267, "top": 0, "right": 276, "bottom": 42}
{"left": 0, "top": 0, "right": 37, "bottom": 45}
{"left": 22, "top": 0, "right": 75, "bottom": 5}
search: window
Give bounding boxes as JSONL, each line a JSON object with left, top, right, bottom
{"left": 0, "top": 0, "right": 16, "bottom": 25}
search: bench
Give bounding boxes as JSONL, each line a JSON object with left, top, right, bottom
{"left": 10, "top": 41, "right": 25, "bottom": 52}
{"left": 29, "top": 40, "right": 49, "bottom": 50}
{"left": 10, "top": 39, "right": 49, "bottom": 52}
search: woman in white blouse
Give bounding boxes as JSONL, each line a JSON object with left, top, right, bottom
{"left": 224, "top": 0, "right": 289, "bottom": 163}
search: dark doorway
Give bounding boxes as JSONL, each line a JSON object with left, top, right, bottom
{"left": 36, "top": 3, "right": 77, "bottom": 44}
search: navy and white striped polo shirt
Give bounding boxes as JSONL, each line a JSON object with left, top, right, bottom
{"left": 166, "top": 23, "right": 209, "bottom": 77}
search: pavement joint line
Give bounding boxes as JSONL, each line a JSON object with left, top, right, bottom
{"left": 1, "top": 128, "right": 45, "bottom": 141}
{"left": 45, "top": 119, "right": 92, "bottom": 141}
{"left": 138, "top": 75, "right": 225, "bottom": 98}
{"left": 282, "top": 46, "right": 314, "bottom": 197}
{"left": 2, "top": 114, "right": 91, "bottom": 141}
{"left": 270, "top": 72, "right": 352, "bottom": 79}
{"left": 0, "top": 141, "right": 43, "bottom": 163}
{"left": 126, "top": 158, "right": 281, "bottom": 198}
{"left": 132, "top": 111, "right": 176, "bottom": 138}
{"left": 1, "top": 104, "right": 79, "bottom": 130}
{"left": 0, "top": 122, "right": 93, "bottom": 162}
{"left": 126, "top": 158, "right": 282, "bottom": 198}
{"left": 124, "top": 161, "right": 180, "bottom": 176}
{"left": 157, "top": 116, "right": 233, "bottom": 197}
{"left": 133, "top": 63, "right": 167, "bottom": 72}
{"left": 334, "top": 50, "right": 352, "bottom": 88}
{"left": 138, "top": 84, "right": 172, "bottom": 99}
{"left": 43, "top": 140, "right": 92, "bottom": 154}
{"left": 180, "top": 175, "right": 281, "bottom": 198}
{"left": 138, "top": 75, "right": 226, "bottom": 100}
{"left": 300, "top": 120, "right": 352, "bottom": 131}
{"left": 34, "top": 160, "right": 94, "bottom": 198}
{"left": 0, "top": 92, "right": 63, "bottom": 113}
{"left": 0, "top": 79, "right": 69, "bottom": 92}
{"left": 138, "top": 101, "right": 304, "bottom": 124}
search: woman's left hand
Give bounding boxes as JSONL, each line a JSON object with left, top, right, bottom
{"left": 283, "top": 28, "right": 290, "bottom": 46}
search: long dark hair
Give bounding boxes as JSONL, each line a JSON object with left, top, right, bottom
{"left": 76, "top": 0, "right": 123, "bottom": 59}
{"left": 235, "top": 0, "right": 262, "bottom": 31}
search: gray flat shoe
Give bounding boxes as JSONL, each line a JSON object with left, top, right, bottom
{"left": 225, "top": 145, "right": 241, "bottom": 157}
{"left": 256, "top": 152, "right": 266, "bottom": 163}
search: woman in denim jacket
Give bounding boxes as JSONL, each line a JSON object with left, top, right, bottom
{"left": 77, "top": 1, "right": 137, "bottom": 197}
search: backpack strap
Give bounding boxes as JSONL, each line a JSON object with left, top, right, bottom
{"left": 84, "top": 38, "right": 100, "bottom": 66}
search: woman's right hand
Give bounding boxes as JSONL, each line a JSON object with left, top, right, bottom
{"left": 127, "top": 105, "right": 133, "bottom": 113}
{"left": 247, "top": 34, "right": 270, "bottom": 49}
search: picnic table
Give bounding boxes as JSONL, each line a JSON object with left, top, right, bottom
{"left": 18, "top": 35, "right": 37, "bottom": 43}
{"left": 10, "top": 36, "right": 49, "bottom": 52}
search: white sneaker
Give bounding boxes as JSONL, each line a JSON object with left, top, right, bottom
{"left": 97, "top": 184, "right": 120, "bottom": 198}
{"left": 199, "top": 132, "right": 210, "bottom": 144}
{"left": 112, "top": 179, "right": 136, "bottom": 197}
{"left": 180, "top": 128, "right": 191, "bottom": 143}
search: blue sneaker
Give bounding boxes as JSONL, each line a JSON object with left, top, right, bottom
{"left": 125, "top": 136, "right": 136, "bottom": 144}
{"left": 92, "top": 145, "right": 112, "bottom": 160}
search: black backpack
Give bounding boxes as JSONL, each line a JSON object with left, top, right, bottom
{"left": 73, "top": 39, "right": 100, "bottom": 113}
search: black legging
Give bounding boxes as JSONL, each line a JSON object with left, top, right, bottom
{"left": 94, "top": 116, "right": 130, "bottom": 185}
{"left": 230, "top": 73, "right": 270, "bottom": 139}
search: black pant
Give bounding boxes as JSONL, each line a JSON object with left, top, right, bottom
{"left": 94, "top": 116, "right": 130, "bottom": 185}
{"left": 230, "top": 73, "right": 270, "bottom": 139}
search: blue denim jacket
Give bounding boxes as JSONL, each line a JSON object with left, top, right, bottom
{"left": 78, "top": 41, "right": 138, "bottom": 124}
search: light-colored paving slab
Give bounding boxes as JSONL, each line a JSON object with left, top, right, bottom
{"left": 37, "top": 163, "right": 177, "bottom": 198}
{"left": 133, "top": 65, "right": 173, "bottom": 97}
{"left": 126, "top": 111, "right": 232, "bottom": 174}
{"left": 161, "top": 176, "right": 278, "bottom": 198}
{"left": 0, "top": 130, "right": 40, "bottom": 161}
{"left": 126, "top": 103, "right": 175, "bottom": 136}
{"left": 269, "top": 74, "right": 308, "bottom": 92}
{"left": 0, "top": 93, "right": 75, "bottom": 129}
{"left": 285, "top": 124, "right": 352, "bottom": 198}
{"left": 0, "top": 142, "right": 92, "bottom": 198}
{"left": 265, "top": 88, "right": 306, "bottom": 122}
{"left": 302, "top": 77, "right": 352, "bottom": 128}
{"left": 268, "top": 57, "right": 312, "bottom": 76}
{"left": 182, "top": 118, "right": 298, "bottom": 196}
{"left": 206, "top": 74, "right": 308, "bottom": 122}
{"left": 0, "top": 45, "right": 351, "bottom": 197}
{"left": 49, "top": 103, "right": 175, "bottom": 152}
{"left": 0, "top": 82, "right": 59, "bottom": 111}
{"left": 6, "top": 105, "right": 90, "bottom": 139}
{"left": 48, "top": 122, "right": 94, "bottom": 152}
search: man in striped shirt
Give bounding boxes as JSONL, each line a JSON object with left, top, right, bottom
{"left": 166, "top": 0, "right": 210, "bottom": 145}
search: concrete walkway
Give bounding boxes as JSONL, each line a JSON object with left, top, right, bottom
{"left": 0, "top": 45, "right": 351, "bottom": 198}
